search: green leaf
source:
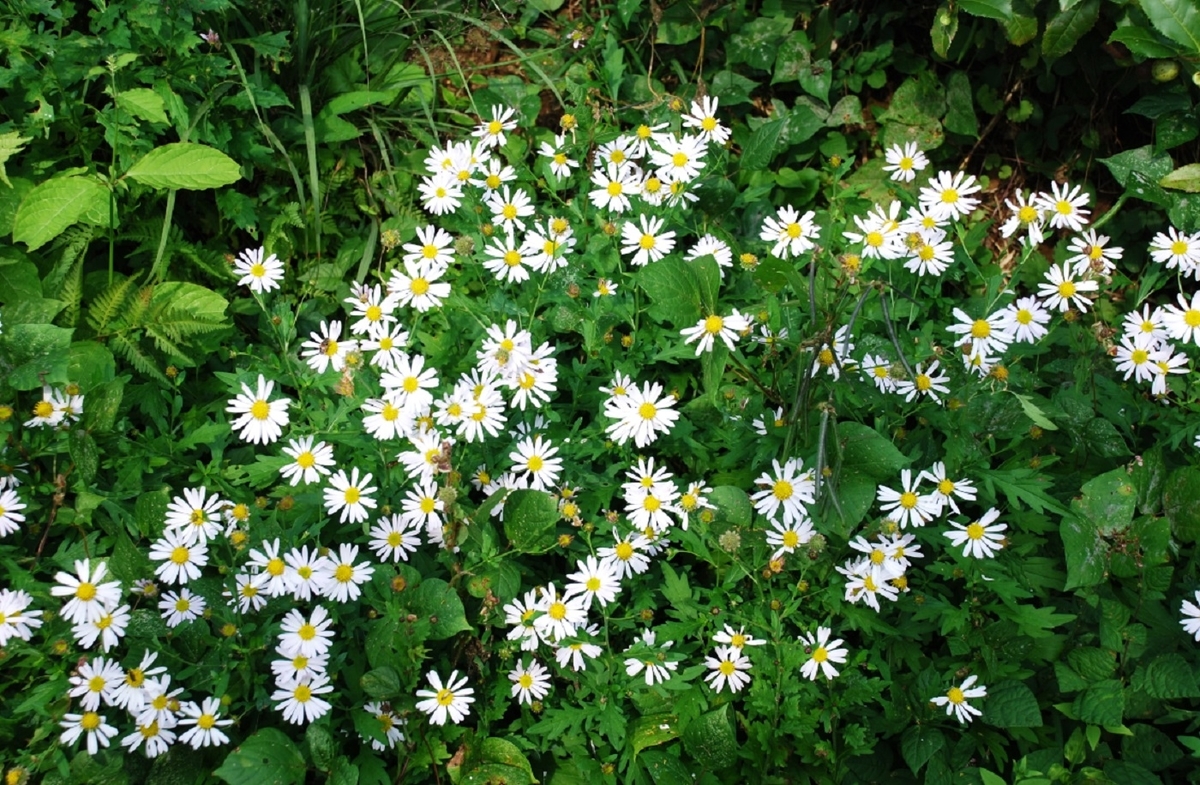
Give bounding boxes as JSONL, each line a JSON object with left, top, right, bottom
{"left": 1003, "top": 13, "right": 1039, "bottom": 45}
{"left": 1132, "top": 446, "right": 1168, "bottom": 515}
{"left": 214, "top": 728, "right": 307, "bottom": 785}
{"left": 1138, "top": 0, "right": 1200, "bottom": 53}
{"left": 901, "top": 725, "right": 945, "bottom": 774}
{"left": 461, "top": 764, "right": 533, "bottom": 785}
{"left": 0, "top": 131, "right": 31, "bottom": 188}
{"left": 638, "top": 257, "right": 701, "bottom": 327}
{"left": 359, "top": 666, "right": 402, "bottom": 699}
{"left": 306, "top": 723, "right": 337, "bottom": 772}
{"left": 1072, "top": 468, "right": 1137, "bottom": 535}
{"left": 1101, "top": 145, "right": 1174, "bottom": 189}
{"left": 959, "top": 0, "right": 1013, "bottom": 21}
{"left": 503, "top": 489, "right": 559, "bottom": 553}
{"left": 931, "top": 4, "right": 960, "bottom": 59}
{"left": 68, "top": 430, "right": 99, "bottom": 486}
{"left": 329, "top": 758, "right": 359, "bottom": 785}
{"left": 690, "top": 255, "right": 721, "bottom": 314}
{"left": 1163, "top": 467, "right": 1200, "bottom": 543}
{"left": 1123, "top": 724, "right": 1184, "bottom": 772}
{"left": 1073, "top": 679, "right": 1125, "bottom": 727}
{"left": 1061, "top": 512, "right": 1107, "bottom": 590}
{"left": 410, "top": 578, "right": 471, "bottom": 640}
{"left": 125, "top": 143, "right": 241, "bottom": 190}
{"left": 701, "top": 344, "right": 728, "bottom": 401}
{"left": 708, "top": 485, "right": 753, "bottom": 526}
{"left": 12, "top": 176, "right": 107, "bottom": 251}
{"left": 1043, "top": 0, "right": 1100, "bottom": 59}
{"left": 741, "top": 118, "right": 785, "bottom": 171}
{"left": 836, "top": 421, "right": 910, "bottom": 480}
{"left": 944, "top": 71, "right": 978, "bottom": 137}
{"left": 1, "top": 323, "right": 74, "bottom": 389}
{"left": 1013, "top": 393, "right": 1059, "bottom": 430}
{"left": 682, "top": 705, "right": 737, "bottom": 769}
{"left": 67, "top": 341, "right": 116, "bottom": 392}
{"left": 629, "top": 714, "right": 679, "bottom": 756}
{"left": 0, "top": 259, "right": 44, "bottom": 301}
{"left": 1161, "top": 163, "right": 1200, "bottom": 192}
{"left": 983, "top": 679, "right": 1042, "bottom": 727}
{"left": 119, "top": 88, "right": 169, "bottom": 125}
{"left": 1068, "top": 647, "right": 1118, "bottom": 682}
{"left": 1109, "top": 25, "right": 1181, "bottom": 58}
{"left": 134, "top": 488, "right": 170, "bottom": 539}
{"left": 1133, "top": 653, "right": 1200, "bottom": 699}
{"left": 477, "top": 738, "right": 536, "bottom": 783}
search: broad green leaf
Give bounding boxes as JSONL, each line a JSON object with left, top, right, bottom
{"left": 214, "top": 728, "right": 307, "bottom": 785}
{"left": 1109, "top": 25, "right": 1181, "bottom": 59}
{"left": 740, "top": 118, "right": 784, "bottom": 171}
{"left": 462, "top": 764, "right": 533, "bottom": 785}
{"left": 640, "top": 750, "right": 692, "bottom": 785}
{"left": 1101, "top": 145, "right": 1174, "bottom": 189}
{"left": 323, "top": 90, "right": 398, "bottom": 116}
{"left": 84, "top": 378, "right": 124, "bottom": 432}
{"left": 1139, "top": 0, "right": 1200, "bottom": 53}
{"left": 125, "top": 142, "right": 241, "bottom": 190}
{"left": 477, "top": 738, "right": 536, "bottom": 782}
{"left": 119, "top": 88, "right": 169, "bottom": 125}
{"left": 708, "top": 485, "right": 753, "bottom": 526}
{"left": 1163, "top": 467, "right": 1200, "bottom": 542}
{"left": 329, "top": 758, "right": 358, "bottom": 785}
{"left": 13, "top": 176, "right": 107, "bottom": 251}
{"left": 306, "top": 723, "right": 337, "bottom": 772}
{"left": 68, "top": 430, "right": 99, "bottom": 485}
{"left": 0, "top": 259, "right": 43, "bottom": 301}
{"left": 1, "top": 322, "right": 74, "bottom": 389}
{"left": 638, "top": 257, "right": 701, "bottom": 327}
{"left": 150, "top": 281, "right": 230, "bottom": 322}
{"left": 1072, "top": 468, "right": 1137, "bottom": 535}
{"left": 836, "top": 421, "right": 910, "bottom": 480}
{"left": 629, "top": 714, "right": 679, "bottom": 755}
{"left": 1068, "top": 647, "right": 1118, "bottom": 682}
{"left": 682, "top": 705, "right": 737, "bottom": 769}
{"left": 1061, "top": 511, "right": 1107, "bottom": 590}
{"left": 932, "top": 5, "right": 959, "bottom": 59}
{"left": 1073, "top": 679, "right": 1125, "bottom": 727}
{"left": 1160, "top": 163, "right": 1200, "bottom": 192}
{"left": 1132, "top": 445, "right": 1167, "bottom": 515}
{"left": 944, "top": 71, "right": 978, "bottom": 137}
{"left": 1043, "top": 0, "right": 1100, "bottom": 59}
{"left": 1123, "top": 724, "right": 1184, "bottom": 772}
{"left": 983, "top": 680, "right": 1042, "bottom": 727}
{"left": 0, "top": 131, "right": 31, "bottom": 188}
{"left": 503, "top": 489, "right": 559, "bottom": 553}
{"left": 359, "top": 666, "right": 402, "bottom": 699}
{"left": 410, "top": 578, "right": 471, "bottom": 640}
{"left": 701, "top": 343, "right": 729, "bottom": 401}
{"left": 67, "top": 341, "right": 116, "bottom": 392}
{"left": 831, "top": 471, "right": 877, "bottom": 532}
{"left": 1133, "top": 653, "right": 1200, "bottom": 698}
{"left": 901, "top": 725, "right": 944, "bottom": 774}
{"left": 1003, "top": 13, "right": 1039, "bottom": 45}
{"left": 959, "top": 0, "right": 1013, "bottom": 21}
{"left": 690, "top": 255, "right": 721, "bottom": 314}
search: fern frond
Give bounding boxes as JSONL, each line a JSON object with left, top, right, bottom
{"left": 45, "top": 225, "right": 94, "bottom": 296}
{"left": 110, "top": 333, "right": 167, "bottom": 384}
{"left": 86, "top": 275, "right": 138, "bottom": 334}
{"left": 144, "top": 326, "right": 196, "bottom": 364}
{"left": 57, "top": 258, "right": 84, "bottom": 328}
{"left": 114, "top": 286, "right": 154, "bottom": 331}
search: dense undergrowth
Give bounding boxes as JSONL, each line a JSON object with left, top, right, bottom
{"left": 2, "top": 1, "right": 1200, "bottom": 784}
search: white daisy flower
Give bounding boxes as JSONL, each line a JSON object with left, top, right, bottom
{"left": 1148, "top": 226, "right": 1200, "bottom": 276}
{"left": 685, "top": 234, "right": 734, "bottom": 273}
{"left": 997, "top": 296, "right": 1051, "bottom": 344}
{"left": 895, "top": 360, "right": 951, "bottom": 403}
{"left": 760, "top": 205, "right": 820, "bottom": 259}
{"left": 0, "top": 487, "right": 26, "bottom": 537}
{"left": 765, "top": 516, "right": 816, "bottom": 560}
{"left": 0, "top": 588, "right": 42, "bottom": 645}
{"left": 472, "top": 104, "right": 518, "bottom": 149}
{"left": 680, "top": 309, "right": 752, "bottom": 355}
{"left": 539, "top": 135, "right": 578, "bottom": 178}
{"left": 920, "top": 462, "right": 977, "bottom": 515}
{"left": 317, "top": 544, "right": 374, "bottom": 603}
{"left": 649, "top": 133, "right": 707, "bottom": 182}
{"left": 278, "top": 605, "right": 336, "bottom": 659}
{"left": 1037, "top": 181, "right": 1090, "bottom": 231}
{"left": 388, "top": 258, "right": 452, "bottom": 312}
{"left": 60, "top": 711, "right": 119, "bottom": 755}
{"left": 177, "top": 697, "right": 233, "bottom": 748}
{"left": 300, "top": 319, "right": 356, "bottom": 374}
{"left": 368, "top": 513, "right": 422, "bottom": 563}
{"left": 944, "top": 507, "right": 1007, "bottom": 558}
{"left": 1160, "top": 290, "right": 1200, "bottom": 346}
{"left": 1067, "top": 229, "right": 1122, "bottom": 277}
{"left": 159, "top": 587, "right": 206, "bottom": 627}
{"left": 799, "top": 627, "right": 848, "bottom": 680}
{"left": 903, "top": 228, "right": 955, "bottom": 277}
{"left": 589, "top": 163, "right": 641, "bottom": 213}
{"left": 620, "top": 214, "right": 677, "bottom": 267}
{"left": 402, "top": 225, "right": 455, "bottom": 268}
{"left": 999, "top": 190, "right": 1046, "bottom": 246}
{"left": 232, "top": 246, "right": 285, "bottom": 293}
{"left": 73, "top": 603, "right": 131, "bottom": 651}
{"left": 508, "top": 659, "right": 552, "bottom": 705}
{"left": 272, "top": 672, "right": 334, "bottom": 725}
{"left": 324, "top": 467, "right": 378, "bottom": 524}
{"left": 703, "top": 645, "right": 752, "bottom": 693}
{"left": 1038, "top": 262, "right": 1099, "bottom": 312}
{"left": 417, "top": 171, "right": 464, "bottom": 216}
{"left": 750, "top": 457, "right": 816, "bottom": 525}
{"left": 681, "top": 95, "right": 731, "bottom": 145}
{"left": 918, "top": 170, "right": 982, "bottom": 222}
{"left": 881, "top": 142, "right": 928, "bottom": 182}
{"left": 226, "top": 375, "right": 290, "bottom": 445}
{"left": 603, "top": 381, "right": 680, "bottom": 448}
{"left": 148, "top": 530, "right": 209, "bottom": 585}
{"left": 931, "top": 675, "right": 987, "bottom": 724}
{"left": 877, "top": 469, "right": 939, "bottom": 529}
{"left": 1181, "top": 590, "right": 1200, "bottom": 641}
{"left": 415, "top": 670, "right": 475, "bottom": 726}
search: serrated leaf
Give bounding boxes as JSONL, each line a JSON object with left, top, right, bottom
{"left": 306, "top": 723, "right": 337, "bottom": 772}
{"left": 1061, "top": 511, "right": 1107, "bottom": 590}
{"left": 1073, "top": 468, "right": 1137, "bottom": 536}
{"left": 126, "top": 142, "right": 241, "bottom": 190}
{"left": 637, "top": 257, "right": 701, "bottom": 327}
{"left": 409, "top": 578, "right": 471, "bottom": 640}
{"left": 1161, "top": 164, "right": 1200, "bottom": 193}
{"left": 1138, "top": 0, "right": 1200, "bottom": 53}
{"left": 461, "top": 764, "right": 533, "bottom": 785}
{"left": 119, "top": 88, "right": 169, "bottom": 125}
{"left": 1, "top": 322, "right": 74, "bottom": 389}
{"left": 901, "top": 725, "right": 944, "bottom": 774}
{"left": 1163, "top": 467, "right": 1200, "bottom": 543}
{"left": 503, "top": 489, "right": 559, "bottom": 553}
{"left": 983, "top": 679, "right": 1042, "bottom": 727}
{"left": 135, "top": 487, "right": 170, "bottom": 539}
{"left": 1134, "top": 653, "right": 1200, "bottom": 699}
{"left": 1043, "top": 0, "right": 1100, "bottom": 59}
{"left": 1101, "top": 145, "right": 1174, "bottom": 189}
{"left": 1109, "top": 25, "right": 1181, "bottom": 58}
{"left": 0, "top": 131, "right": 31, "bottom": 188}
{"left": 477, "top": 738, "right": 536, "bottom": 782}
{"left": 84, "top": 378, "right": 124, "bottom": 432}
{"left": 1068, "top": 647, "right": 1118, "bottom": 682}
{"left": 214, "top": 728, "right": 307, "bottom": 785}
{"left": 682, "top": 705, "right": 737, "bottom": 769}
{"left": 1073, "top": 679, "right": 1125, "bottom": 727}
{"left": 708, "top": 485, "right": 753, "bottom": 526}
{"left": 629, "top": 714, "right": 679, "bottom": 756}
{"left": 1013, "top": 393, "right": 1059, "bottom": 430}
{"left": 13, "top": 176, "right": 107, "bottom": 251}
{"left": 741, "top": 118, "right": 784, "bottom": 171}
{"left": 959, "top": 0, "right": 1013, "bottom": 21}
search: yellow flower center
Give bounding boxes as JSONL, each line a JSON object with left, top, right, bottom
{"left": 250, "top": 399, "right": 270, "bottom": 420}
{"left": 298, "top": 623, "right": 317, "bottom": 641}
{"left": 411, "top": 278, "right": 430, "bottom": 296}
{"left": 701, "top": 117, "right": 717, "bottom": 132}
{"left": 344, "top": 487, "right": 361, "bottom": 504}
{"left": 898, "top": 156, "right": 914, "bottom": 170}
{"left": 519, "top": 673, "right": 534, "bottom": 688}
{"left": 615, "top": 542, "right": 634, "bottom": 561}
{"left": 782, "top": 530, "right": 799, "bottom": 548}
{"left": 966, "top": 522, "right": 985, "bottom": 540}
{"left": 1184, "top": 309, "right": 1200, "bottom": 327}
{"left": 606, "top": 182, "right": 623, "bottom": 197}
{"left": 719, "top": 660, "right": 736, "bottom": 676}
{"left": 198, "top": 714, "right": 216, "bottom": 729}
{"left": 503, "top": 250, "right": 522, "bottom": 267}
{"left": 175, "top": 597, "right": 190, "bottom": 612}
{"left": 704, "top": 315, "right": 724, "bottom": 334}
{"left": 947, "top": 687, "right": 965, "bottom": 704}
{"left": 548, "top": 601, "right": 567, "bottom": 620}
{"left": 76, "top": 582, "right": 97, "bottom": 601}
{"left": 1016, "top": 309, "right": 1033, "bottom": 325}
{"left": 294, "top": 684, "right": 312, "bottom": 702}
{"left": 1171, "top": 240, "right": 1189, "bottom": 255}
{"left": 170, "top": 546, "right": 190, "bottom": 565}
{"left": 501, "top": 204, "right": 517, "bottom": 220}
{"left": 267, "top": 557, "right": 286, "bottom": 576}
{"left": 381, "top": 402, "right": 400, "bottom": 422}
{"left": 1130, "top": 349, "right": 1149, "bottom": 365}
{"left": 941, "top": 188, "right": 959, "bottom": 204}
{"left": 487, "top": 120, "right": 502, "bottom": 135}
{"left": 335, "top": 564, "right": 354, "bottom": 583}
{"left": 773, "top": 480, "right": 794, "bottom": 500}
{"left": 586, "top": 577, "right": 601, "bottom": 592}
{"left": 1017, "top": 205, "right": 1038, "bottom": 223}
{"left": 33, "top": 401, "right": 54, "bottom": 418}
{"left": 672, "top": 152, "right": 689, "bottom": 167}
{"left": 915, "top": 374, "right": 932, "bottom": 391}
{"left": 786, "top": 223, "right": 802, "bottom": 238}
{"left": 1058, "top": 281, "right": 1077, "bottom": 298}
{"left": 812, "top": 646, "right": 828, "bottom": 663}
{"left": 638, "top": 402, "right": 657, "bottom": 420}
{"left": 899, "top": 491, "right": 918, "bottom": 509}
{"left": 1055, "top": 200, "right": 1073, "bottom": 215}
{"left": 938, "top": 478, "right": 956, "bottom": 495}
{"left": 639, "top": 233, "right": 656, "bottom": 250}
{"left": 970, "top": 319, "right": 990, "bottom": 339}
{"left": 81, "top": 712, "right": 101, "bottom": 731}
{"left": 1088, "top": 245, "right": 1104, "bottom": 260}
